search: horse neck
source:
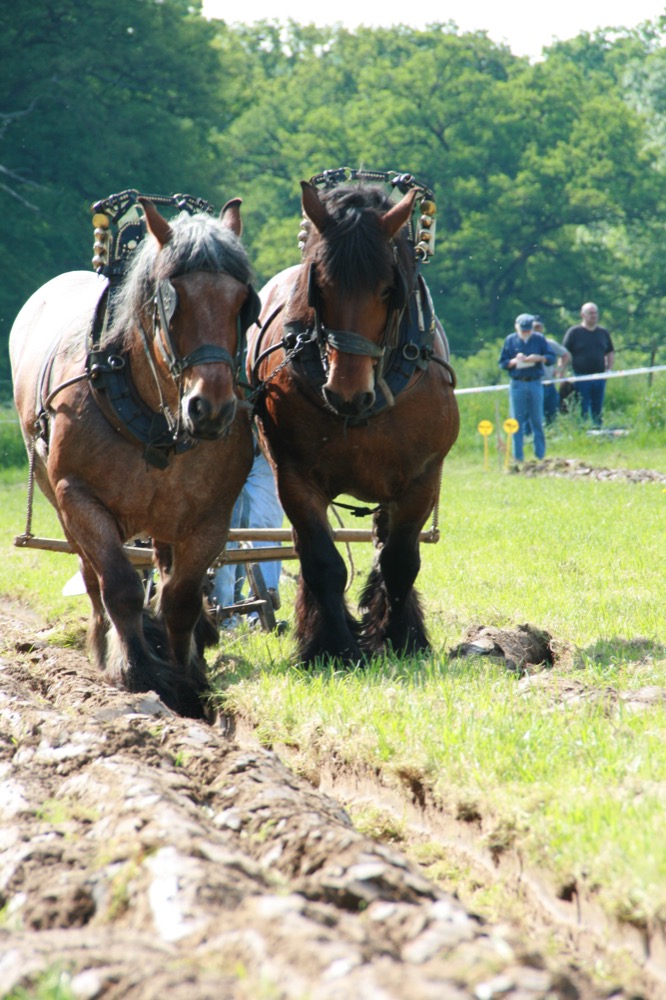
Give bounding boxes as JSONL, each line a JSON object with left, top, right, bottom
{"left": 285, "top": 268, "right": 313, "bottom": 327}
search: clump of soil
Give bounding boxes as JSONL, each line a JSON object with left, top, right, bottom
{"left": 448, "top": 623, "right": 555, "bottom": 673}
{"left": 517, "top": 458, "right": 666, "bottom": 483}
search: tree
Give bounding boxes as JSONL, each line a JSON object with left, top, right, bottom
{"left": 0, "top": 0, "right": 225, "bottom": 386}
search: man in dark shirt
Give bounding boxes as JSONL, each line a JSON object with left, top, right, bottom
{"left": 562, "top": 302, "right": 615, "bottom": 426}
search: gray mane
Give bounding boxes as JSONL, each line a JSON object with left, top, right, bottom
{"left": 106, "top": 211, "right": 252, "bottom": 345}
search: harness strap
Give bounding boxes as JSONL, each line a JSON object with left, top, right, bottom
{"left": 176, "top": 344, "right": 236, "bottom": 375}
{"left": 87, "top": 346, "right": 195, "bottom": 469}
{"left": 324, "top": 329, "right": 384, "bottom": 358}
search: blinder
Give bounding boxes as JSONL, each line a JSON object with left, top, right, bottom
{"left": 307, "top": 262, "right": 318, "bottom": 310}
{"left": 390, "top": 266, "right": 409, "bottom": 313}
{"left": 157, "top": 278, "right": 179, "bottom": 332}
{"left": 240, "top": 284, "right": 261, "bottom": 333}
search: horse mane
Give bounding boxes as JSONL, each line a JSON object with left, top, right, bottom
{"left": 300, "top": 184, "right": 414, "bottom": 300}
{"left": 106, "top": 211, "right": 253, "bottom": 347}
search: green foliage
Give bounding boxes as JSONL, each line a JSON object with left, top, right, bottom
{"left": 4, "top": 964, "right": 76, "bottom": 1000}
{"left": 0, "top": 407, "right": 26, "bottom": 467}
{"left": 2, "top": 11, "right": 666, "bottom": 393}
{"left": 0, "top": 0, "right": 224, "bottom": 387}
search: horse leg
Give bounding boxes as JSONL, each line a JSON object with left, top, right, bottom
{"left": 156, "top": 538, "right": 220, "bottom": 686}
{"left": 359, "top": 487, "right": 434, "bottom": 656}
{"left": 57, "top": 491, "right": 206, "bottom": 718}
{"left": 78, "top": 554, "right": 109, "bottom": 669}
{"left": 288, "top": 503, "right": 361, "bottom": 665}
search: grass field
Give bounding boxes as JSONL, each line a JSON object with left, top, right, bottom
{"left": 2, "top": 389, "right": 666, "bottom": 966}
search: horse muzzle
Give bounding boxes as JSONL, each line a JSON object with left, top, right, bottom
{"left": 322, "top": 385, "right": 376, "bottom": 418}
{"left": 184, "top": 393, "right": 238, "bottom": 440}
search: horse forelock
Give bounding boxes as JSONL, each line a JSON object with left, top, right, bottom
{"left": 106, "top": 211, "right": 252, "bottom": 347}
{"left": 305, "top": 184, "right": 412, "bottom": 298}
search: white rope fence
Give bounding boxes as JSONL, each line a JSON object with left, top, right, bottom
{"left": 454, "top": 364, "right": 666, "bottom": 396}
{"left": 1, "top": 365, "right": 664, "bottom": 415}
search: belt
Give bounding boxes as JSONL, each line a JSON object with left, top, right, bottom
{"left": 511, "top": 376, "right": 541, "bottom": 382}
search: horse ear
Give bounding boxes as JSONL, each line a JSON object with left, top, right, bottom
{"left": 220, "top": 198, "right": 243, "bottom": 236}
{"left": 138, "top": 198, "right": 173, "bottom": 247}
{"left": 381, "top": 188, "right": 417, "bottom": 239}
{"left": 300, "top": 181, "right": 332, "bottom": 233}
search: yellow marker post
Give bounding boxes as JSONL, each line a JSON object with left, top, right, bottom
{"left": 503, "top": 418, "right": 519, "bottom": 468}
{"left": 477, "top": 420, "right": 494, "bottom": 470}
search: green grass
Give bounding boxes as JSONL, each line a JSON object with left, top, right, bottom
{"left": 3, "top": 395, "right": 666, "bottom": 933}
{"left": 3, "top": 467, "right": 84, "bottom": 628}
{"left": 208, "top": 424, "right": 666, "bottom": 931}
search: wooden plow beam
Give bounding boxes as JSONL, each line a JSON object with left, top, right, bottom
{"left": 14, "top": 526, "right": 440, "bottom": 566}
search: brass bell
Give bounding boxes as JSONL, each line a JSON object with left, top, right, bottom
{"left": 92, "top": 254, "right": 107, "bottom": 268}
{"left": 418, "top": 230, "right": 432, "bottom": 243}
{"left": 419, "top": 215, "right": 432, "bottom": 228}
{"left": 420, "top": 200, "right": 436, "bottom": 216}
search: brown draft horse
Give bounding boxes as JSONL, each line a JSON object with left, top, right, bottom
{"left": 10, "top": 197, "right": 259, "bottom": 717}
{"left": 248, "top": 173, "right": 460, "bottom": 664}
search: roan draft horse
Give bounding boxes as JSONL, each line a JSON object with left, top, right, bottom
{"left": 249, "top": 171, "right": 460, "bottom": 664}
{"left": 10, "top": 195, "right": 259, "bottom": 717}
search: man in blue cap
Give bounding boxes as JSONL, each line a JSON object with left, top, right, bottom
{"left": 499, "top": 314, "right": 556, "bottom": 463}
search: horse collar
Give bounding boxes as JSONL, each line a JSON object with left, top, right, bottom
{"left": 87, "top": 345, "right": 196, "bottom": 469}
{"left": 84, "top": 282, "right": 196, "bottom": 469}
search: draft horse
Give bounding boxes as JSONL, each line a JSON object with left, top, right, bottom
{"left": 249, "top": 172, "right": 460, "bottom": 664}
{"left": 10, "top": 196, "right": 259, "bottom": 717}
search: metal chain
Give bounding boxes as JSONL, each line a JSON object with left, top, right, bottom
{"left": 248, "top": 340, "right": 306, "bottom": 410}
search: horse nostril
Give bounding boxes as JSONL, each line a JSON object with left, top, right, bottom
{"left": 187, "top": 395, "right": 211, "bottom": 426}
{"left": 355, "top": 391, "right": 375, "bottom": 414}
{"left": 185, "top": 395, "right": 236, "bottom": 439}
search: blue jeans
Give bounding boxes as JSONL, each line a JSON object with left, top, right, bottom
{"left": 211, "top": 449, "right": 283, "bottom": 607}
{"left": 576, "top": 376, "right": 606, "bottom": 426}
{"left": 543, "top": 383, "right": 560, "bottom": 424}
{"left": 509, "top": 380, "right": 545, "bottom": 461}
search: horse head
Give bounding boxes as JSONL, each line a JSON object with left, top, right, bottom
{"left": 136, "top": 197, "right": 259, "bottom": 440}
{"left": 298, "top": 181, "right": 416, "bottom": 418}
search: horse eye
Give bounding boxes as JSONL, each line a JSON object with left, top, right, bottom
{"left": 380, "top": 286, "right": 393, "bottom": 301}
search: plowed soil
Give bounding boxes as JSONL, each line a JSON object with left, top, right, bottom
{"left": 0, "top": 602, "right": 661, "bottom": 1000}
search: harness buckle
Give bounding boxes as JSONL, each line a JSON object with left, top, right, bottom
{"left": 402, "top": 342, "right": 421, "bottom": 362}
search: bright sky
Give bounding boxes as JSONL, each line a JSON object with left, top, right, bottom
{"left": 202, "top": 0, "right": 665, "bottom": 61}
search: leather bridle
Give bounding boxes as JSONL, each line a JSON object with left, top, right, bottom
{"left": 152, "top": 277, "right": 260, "bottom": 380}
